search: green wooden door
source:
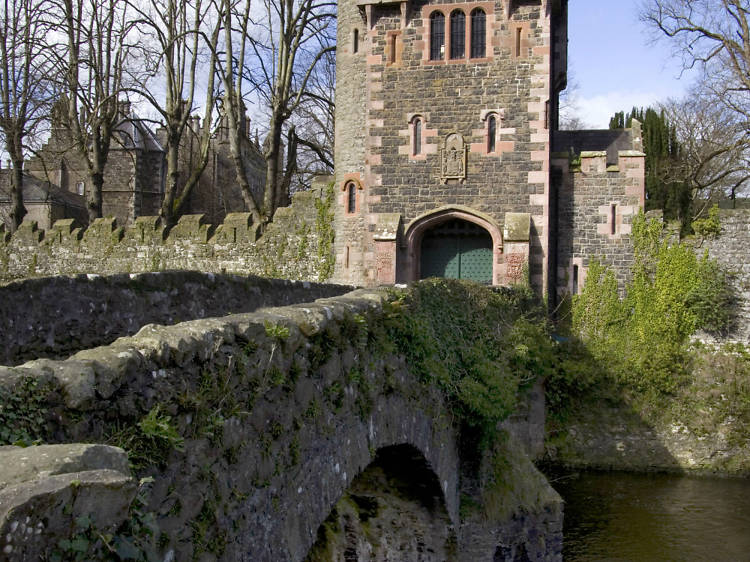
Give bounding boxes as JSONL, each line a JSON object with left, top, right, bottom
{"left": 420, "top": 220, "right": 492, "bottom": 283}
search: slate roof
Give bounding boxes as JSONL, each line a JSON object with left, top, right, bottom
{"left": 0, "top": 172, "right": 85, "bottom": 208}
{"left": 114, "top": 112, "right": 164, "bottom": 152}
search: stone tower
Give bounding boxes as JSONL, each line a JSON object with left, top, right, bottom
{"left": 332, "top": 0, "right": 570, "bottom": 295}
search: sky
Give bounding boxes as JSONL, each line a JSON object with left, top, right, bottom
{"left": 566, "top": 0, "right": 698, "bottom": 128}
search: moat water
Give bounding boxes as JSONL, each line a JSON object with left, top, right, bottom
{"left": 549, "top": 470, "right": 750, "bottom": 561}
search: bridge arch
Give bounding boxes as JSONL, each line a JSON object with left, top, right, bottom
{"left": 306, "top": 444, "right": 455, "bottom": 559}
{"left": 403, "top": 206, "right": 503, "bottom": 284}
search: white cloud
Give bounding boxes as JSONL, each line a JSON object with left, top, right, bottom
{"left": 575, "top": 91, "right": 675, "bottom": 129}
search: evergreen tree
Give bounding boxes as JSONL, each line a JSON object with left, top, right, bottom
{"left": 610, "top": 107, "right": 690, "bottom": 225}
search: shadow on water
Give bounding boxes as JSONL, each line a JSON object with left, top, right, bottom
{"left": 548, "top": 469, "right": 750, "bottom": 562}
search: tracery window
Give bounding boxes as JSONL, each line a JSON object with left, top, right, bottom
{"left": 450, "top": 10, "right": 465, "bottom": 59}
{"left": 430, "top": 12, "right": 445, "bottom": 60}
{"left": 470, "top": 8, "right": 486, "bottom": 58}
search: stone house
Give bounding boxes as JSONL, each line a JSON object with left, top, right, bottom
{"left": 331, "top": 0, "right": 645, "bottom": 305}
{"left": 20, "top": 102, "right": 265, "bottom": 228}
{"left": 0, "top": 168, "right": 87, "bottom": 230}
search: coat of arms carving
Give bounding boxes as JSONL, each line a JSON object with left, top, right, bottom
{"left": 440, "top": 133, "right": 467, "bottom": 183}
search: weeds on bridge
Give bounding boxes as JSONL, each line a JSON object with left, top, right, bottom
{"left": 383, "top": 278, "right": 556, "bottom": 444}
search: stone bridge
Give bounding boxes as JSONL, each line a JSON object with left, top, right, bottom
{"left": 0, "top": 275, "right": 561, "bottom": 561}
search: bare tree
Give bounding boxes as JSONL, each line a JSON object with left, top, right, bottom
{"left": 246, "top": 0, "right": 336, "bottom": 222}
{"left": 288, "top": 46, "right": 335, "bottom": 191}
{"left": 558, "top": 66, "right": 590, "bottom": 131}
{"left": 216, "top": 0, "right": 264, "bottom": 224}
{"left": 641, "top": 0, "right": 749, "bottom": 126}
{"left": 0, "top": 0, "right": 53, "bottom": 231}
{"left": 130, "top": 0, "right": 221, "bottom": 226}
{"left": 661, "top": 88, "right": 750, "bottom": 216}
{"left": 44, "top": 0, "right": 135, "bottom": 223}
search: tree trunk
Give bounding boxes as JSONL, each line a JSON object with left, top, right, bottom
{"left": 8, "top": 154, "right": 26, "bottom": 231}
{"left": 263, "top": 113, "right": 285, "bottom": 221}
{"left": 161, "top": 135, "right": 181, "bottom": 226}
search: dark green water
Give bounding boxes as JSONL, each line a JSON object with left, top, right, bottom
{"left": 550, "top": 471, "right": 750, "bottom": 562}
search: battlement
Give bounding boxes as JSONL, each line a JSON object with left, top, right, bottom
{"left": 0, "top": 184, "right": 335, "bottom": 283}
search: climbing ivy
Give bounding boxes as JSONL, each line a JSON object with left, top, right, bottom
{"left": 0, "top": 376, "right": 50, "bottom": 446}
{"left": 570, "top": 212, "right": 734, "bottom": 396}
{"left": 314, "top": 182, "right": 335, "bottom": 281}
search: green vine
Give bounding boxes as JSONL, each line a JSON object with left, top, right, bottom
{"left": 0, "top": 376, "right": 50, "bottom": 446}
{"left": 314, "top": 182, "right": 335, "bottom": 281}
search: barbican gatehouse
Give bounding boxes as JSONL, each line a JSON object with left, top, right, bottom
{"left": 331, "top": 0, "right": 645, "bottom": 305}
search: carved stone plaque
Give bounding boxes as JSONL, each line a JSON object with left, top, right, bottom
{"left": 440, "top": 133, "right": 467, "bottom": 183}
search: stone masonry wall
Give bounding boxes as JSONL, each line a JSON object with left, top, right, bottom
{"left": 700, "top": 209, "right": 750, "bottom": 343}
{"left": 0, "top": 289, "right": 562, "bottom": 561}
{"left": 0, "top": 183, "right": 335, "bottom": 285}
{"left": 0, "top": 272, "right": 351, "bottom": 366}
{"left": 553, "top": 150, "right": 644, "bottom": 297}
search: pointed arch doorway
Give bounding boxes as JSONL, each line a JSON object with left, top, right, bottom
{"left": 404, "top": 207, "right": 502, "bottom": 285}
{"left": 420, "top": 219, "right": 493, "bottom": 283}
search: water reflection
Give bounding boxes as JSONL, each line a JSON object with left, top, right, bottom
{"left": 550, "top": 470, "right": 750, "bottom": 561}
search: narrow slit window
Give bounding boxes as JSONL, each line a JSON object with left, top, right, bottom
{"left": 413, "top": 118, "right": 422, "bottom": 155}
{"left": 430, "top": 12, "right": 445, "bottom": 60}
{"left": 353, "top": 28, "right": 359, "bottom": 54}
{"left": 487, "top": 114, "right": 497, "bottom": 153}
{"left": 450, "top": 10, "right": 465, "bottom": 59}
{"left": 610, "top": 204, "right": 617, "bottom": 235}
{"left": 345, "top": 246, "right": 350, "bottom": 268}
{"left": 347, "top": 182, "right": 357, "bottom": 213}
{"left": 572, "top": 265, "right": 579, "bottom": 295}
{"left": 515, "top": 27, "right": 522, "bottom": 57}
{"left": 388, "top": 33, "right": 397, "bottom": 64}
{"left": 470, "top": 9, "right": 486, "bottom": 58}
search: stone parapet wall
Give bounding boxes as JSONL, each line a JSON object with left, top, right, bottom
{"left": 0, "top": 288, "right": 562, "bottom": 561}
{"left": 0, "top": 272, "right": 352, "bottom": 366}
{"left": 0, "top": 183, "right": 335, "bottom": 285}
{"left": 699, "top": 209, "right": 750, "bottom": 343}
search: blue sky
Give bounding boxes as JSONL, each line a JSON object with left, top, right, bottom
{"left": 567, "top": 0, "right": 697, "bottom": 128}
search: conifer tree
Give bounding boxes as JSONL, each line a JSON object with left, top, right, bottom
{"left": 610, "top": 106, "right": 690, "bottom": 225}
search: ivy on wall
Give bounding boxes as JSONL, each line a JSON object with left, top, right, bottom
{"left": 570, "top": 212, "right": 734, "bottom": 395}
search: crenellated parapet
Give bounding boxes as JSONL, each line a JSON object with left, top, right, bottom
{"left": 0, "top": 183, "right": 335, "bottom": 283}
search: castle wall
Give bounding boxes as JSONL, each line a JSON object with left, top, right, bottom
{"left": 0, "top": 182, "right": 336, "bottom": 286}
{"left": 333, "top": 0, "right": 563, "bottom": 291}
{"left": 553, "top": 149, "right": 645, "bottom": 298}
{"left": 700, "top": 209, "right": 750, "bottom": 343}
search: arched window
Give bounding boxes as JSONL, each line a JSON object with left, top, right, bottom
{"left": 346, "top": 181, "right": 357, "bottom": 213}
{"left": 353, "top": 28, "right": 359, "bottom": 54}
{"left": 412, "top": 117, "right": 422, "bottom": 155}
{"left": 487, "top": 114, "right": 496, "bottom": 153}
{"left": 470, "top": 9, "right": 486, "bottom": 58}
{"left": 430, "top": 12, "right": 445, "bottom": 60}
{"left": 450, "top": 10, "right": 465, "bottom": 59}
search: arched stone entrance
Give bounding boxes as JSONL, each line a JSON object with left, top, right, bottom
{"left": 404, "top": 207, "right": 503, "bottom": 285}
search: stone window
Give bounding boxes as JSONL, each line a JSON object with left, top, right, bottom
{"left": 430, "top": 12, "right": 445, "bottom": 60}
{"left": 76, "top": 181, "right": 85, "bottom": 196}
{"left": 352, "top": 28, "right": 359, "bottom": 54}
{"left": 487, "top": 114, "right": 497, "bottom": 153}
{"left": 470, "top": 8, "right": 485, "bottom": 58}
{"left": 450, "top": 10, "right": 465, "bottom": 59}
{"left": 346, "top": 181, "right": 357, "bottom": 214}
{"left": 514, "top": 26, "right": 522, "bottom": 57}
{"left": 412, "top": 116, "right": 423, "bottom": 156}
